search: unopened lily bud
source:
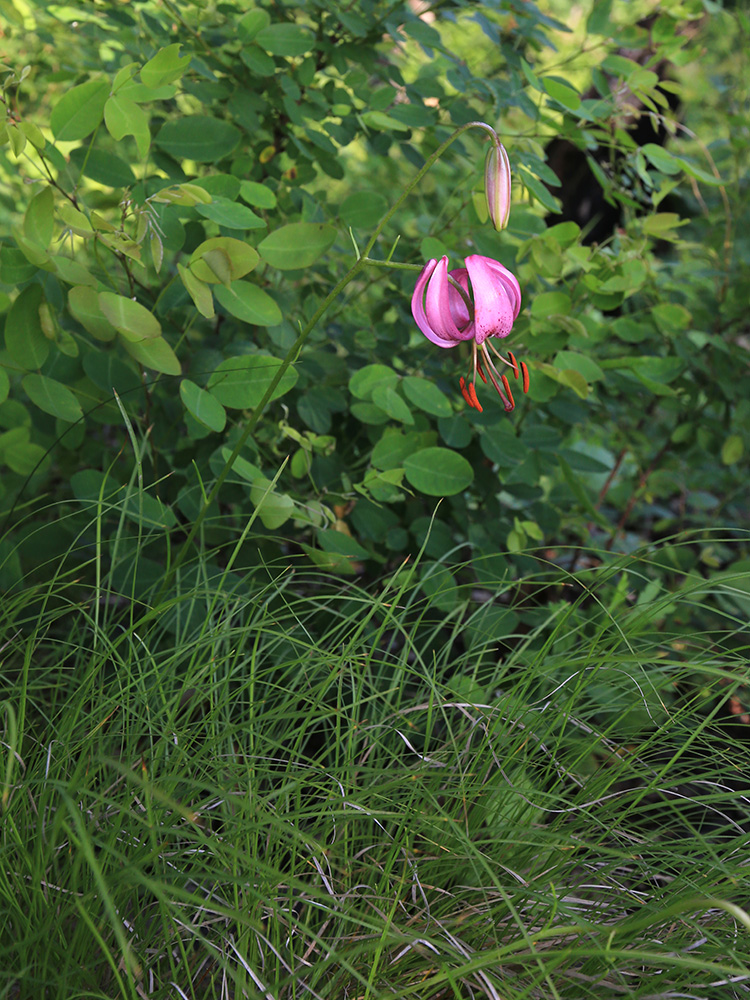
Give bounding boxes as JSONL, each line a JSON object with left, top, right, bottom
{"left": 485, "top": 140, "right": 511, "bottom": 231}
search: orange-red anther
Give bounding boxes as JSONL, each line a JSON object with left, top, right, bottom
{"left": 507, "top": 350, "right": 519, "bottom": 378}
{"left": 459, "top": 376, "right": 474, "bottom": 408}
{"left": 476, "top": 358, "right": 488, "bottom": 384}
{"left": 501, "top": 374, "right": 515, "bottom": 411}
{"left": 467, "top": 381, "right": 483, "bottom": 412}
{"left": 521, "top": 361, "right": 530, "bottom": 394}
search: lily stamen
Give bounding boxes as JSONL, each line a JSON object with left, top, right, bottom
{"left": 501, "top": 374, "right": 515, "bottom": 410}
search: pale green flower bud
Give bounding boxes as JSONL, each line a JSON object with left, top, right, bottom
{"left": 485, "top": 140, "right": 511, "bottom": 231}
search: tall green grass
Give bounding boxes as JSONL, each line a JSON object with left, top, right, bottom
{"left": 1, "top": 502, "right": 750, "bottom": 998}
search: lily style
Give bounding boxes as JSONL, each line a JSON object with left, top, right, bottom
{"left": 411, "top": 254, "right": 529, "bottom": 412}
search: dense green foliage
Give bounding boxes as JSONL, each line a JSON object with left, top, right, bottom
{"left": 1, "top": 0, "right": 750, "bottom": 995}
{"left": 0, "top": 0, "right": 746, "bottom": 586}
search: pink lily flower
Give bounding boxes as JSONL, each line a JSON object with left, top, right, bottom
{"left": 411, "top": 254, "right": 528, "bottom": 412}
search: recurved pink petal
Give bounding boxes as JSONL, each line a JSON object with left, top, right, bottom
{"left": 465, "top": 255, "right": 521, "bottom": 344}
{"left": 423, "top": 256, "right": 473, "bottom": 345}
{"left": 411, "top": 259, "right": 451, "bottom": 347}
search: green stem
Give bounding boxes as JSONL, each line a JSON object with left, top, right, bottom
{"left": 157, "top": 121, "right": 498, "bottom": 598}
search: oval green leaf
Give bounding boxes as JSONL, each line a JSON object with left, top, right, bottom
{"left": 255, "top": 23, "right": 313, "bottom": 56}
{"left": 196, "top": 197, "right": 266, "bottom": 230}
{"left": 98, "top": 292, "right": 161, "bottom": 342}
{"left": 349, "top": 364, "right": 398, "bottom": 401}
{"left": 0, "top": 366, "right": 9, "bottom": 407}
{"left": 69, "top": 286, "right": 117, "bottom": 341}
{"left": 24, "top": 187, "right": 55, "bottom": 248}
{"left": 238, "top": 9, "right": 271, "bottom": 40}
{"left": 104, "top": 94, "right": 150, "bottom": 157}
{"left": 179, "top": 379, "right": 226, "bottom": 432}
{"left": 69, "top": 147, "right": 135, "bottom": 187}
{"left": 22, "top": 373, "right": 83, "bottom": 422}
{"left": 155, "top": 116, "right": 241, "bottom": 163}
{"left": 258, "top": 223, "right": 336, "bottom": 270}
{"left": 214, "top": 281, "right": 282, "bottom": 326}
{"left": 339, "top": 191, "right": 388, "bottom": 229}
{"left": 50, "top": 78, "right": 109, "bottom": 141}
{"left": 140, "top": 43, "right": 191, "bottom": 88}
{"left": 122, "top": 335, "right": 181, "bottom": 375}
{"left": 371, "top": 384, "right": 414, "bottom": 424}
{"left": 239, "top": 180, "right": 277, "bottom": 209}
{"left": 5, "top": 284, "right": 48, "bottom": 370}
{"left": 189, "top": 237, "right": 260, "bottom": 284}
{"left": 208, "top": 355, "right": 298, "bottom": 409}
{"left": 722, "top": 434, "right": 744, "bottom": 466}
{"left": 402, "top": 376, "right": 453, "bottom": 417}
{"left": 404, "top": 447, "right": 474, "bottom": 496}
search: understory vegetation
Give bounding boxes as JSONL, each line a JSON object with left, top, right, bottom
{"left": 1, "top": 0, "right": 749, "bottom": 996}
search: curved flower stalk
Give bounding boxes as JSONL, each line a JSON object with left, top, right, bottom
{"left": 411, "top": 254, "right": 528, "bottom": 412}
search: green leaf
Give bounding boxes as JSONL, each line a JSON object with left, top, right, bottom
{"left": 98, "top": 292, "right": 161, "bottom": 342}
{"left": 601, "top": 54, "right": 640, "bottom": 79}
{"left": 543, "top": 77, "right": 581, "bottom": 111}
{"left": 403, "top": 447, "right": 474, "bottom": 496}
{"left": 721, "top": 434, "right": 743, "bottom": 465}
{"left": 0, "top": 366, "right": 9, "bottom": 406}
{"left": 5, "top": 284, "right": 48, "bottom": 370}
{"left": 69, "top": 147, "right": 135, "bottom": 187}
{"left": 189, "top": 238, "right": 260, "bottom": 284}
{"left": 239, "top": 180, "right": 277, "bottom": 209}
{"left": 372, "top": 430, "right": 422, "bottom": 470}
{"left": 0, "top": 247, "right": 38, "bottom": 284}
{"left": 103, "top": 94, "right": 150, "bottom": 157}
{"left": 208, "top": 355, "right": 298, "bottom": 409}
{"left": 339, "top": 192, "right": 388, "bottom": 229}
{"left": 587, "top": 0, "right": 612, "bottom": 34}
{"left": 531, "top": 291, "right": 571, "bottom": 317}
{"left": 140, "top": 43, "right": 191, "bottom": 88}
{"left": 351, "top": 402, "right": 390, "bottom": 425}
{"left": 58, "top": 202, "right": 92, "bottom": 236}
{"left": 122, "top": 335, "right": 181, "bottom": 375}
{"left": 349, "top": 364, "right": 398, "bottom": 400}
{"left": 316, "top": 528, "right": 369, "bottom": 561}
{"left": 179, "top": 379, "right": 226, "bottom": 432}
{"left": 642, "top": 143, "right": 682, "bottom": 175}
{"left": 371, "top": 384, "right": 414, "bottom": 424}
{"left": 401, "top": 376, "right": 453, "bottom": 417}
{"left": 554, "top": 351, "right": 604, "bottom": 382}
{"left": 155, "top": 116, "right": 241, "bottom": 163}
{"left": 258, "top": 223, "right": 336, "bottom": 270}
{"left": 214, "top": 281, "right": 282, "bottom": 326}
{"left": 24, "top": 186, "right": 54, "bottom": 247}
{"left": 219, "top": 448, "right": 263, "bottom": 483}
{"left": 518, "top": 166, "right": 562, "bottom": 214}
{"left": 177, "top": 263, "right": 214, "bottom": 319}
{"left": 50, "top": 78, "right": 109, "bottom": 140}
{"left": 238, "top": 9, "right": 271, "bottom": 40}
{"left": 54, "top": 257, "right": 97, "bottom": 287}
{"left": 251, "top": 484, "right": 296, "bottom": 529}
{"left": 652, "top": 303, "right": 691, "bottom": 334}
{"left": 361, "top": 111, "right": 410, "bottom": 132}
{"left": 255, "top": 23, "right": 313, "bottom": 56}
{"left": 68, "top": 286, "right": 117, "bottom": 341}
{"left": 195, "top": 197, "right": 266, "bottom": 230}
{"left": 22, "top": 374, "right": 83, "bottom": 422}
{"left": 557, "top": 368, "right": 589, "bottom": 399}
{"left": 4, "top": 431, "right": 47, "bottom": 476}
